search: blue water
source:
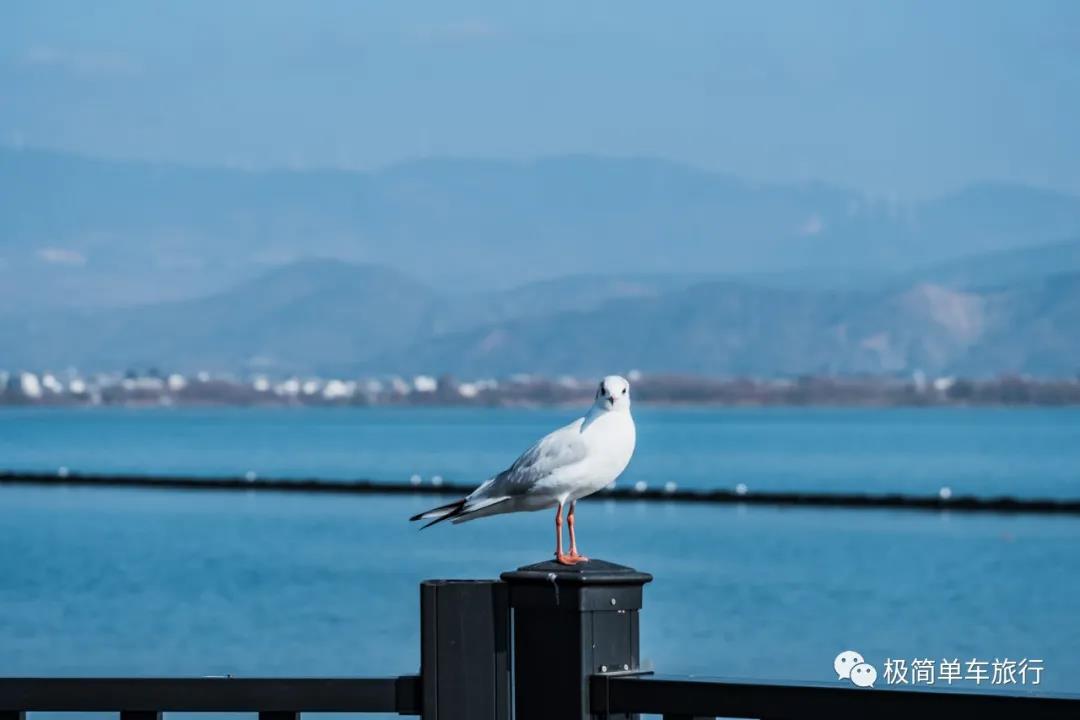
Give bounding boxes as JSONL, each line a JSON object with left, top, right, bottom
{"left": 2, "top": 406, "right": 1080, "bottom": 497}
{"left": 1, "top": 406, "right": 1078, "bottom": 702}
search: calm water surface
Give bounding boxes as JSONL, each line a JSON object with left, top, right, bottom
{"left": 2, "top": 405, "right": 1079, "bottom": 497}
{"left": 0, "top": 406, "right": 1077, "bottom": 702}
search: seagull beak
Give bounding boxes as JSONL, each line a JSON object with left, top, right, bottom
{"left": 607, "top": 396, "right": 615, "bottom": 407}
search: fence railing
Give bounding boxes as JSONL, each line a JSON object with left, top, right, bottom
{"left": 0, "top": 677, "right": 420, "bottom": 718}
{"left": 590, "top": 674, "right": 1079, "bottom": 719}
{"left": 1, "top": 559, "right": 1077, "bottom": 719}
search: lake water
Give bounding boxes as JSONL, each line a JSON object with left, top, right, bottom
{"left": 1, "top": 406, "right": 1078, "bottom": 706}
{"left": 3, "top": 405, "right": 1080, "bottom": 497}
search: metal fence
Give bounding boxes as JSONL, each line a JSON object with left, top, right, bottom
{"left": 0, "top": 677, "right": 419, "bottom": 718}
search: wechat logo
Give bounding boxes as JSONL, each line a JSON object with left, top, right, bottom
{"left": 835, "top": 650, "right": 877, "bottom": 688}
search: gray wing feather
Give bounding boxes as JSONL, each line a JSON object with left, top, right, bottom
{"left": 471, "top": 421, "right": 588, "bottom": 499}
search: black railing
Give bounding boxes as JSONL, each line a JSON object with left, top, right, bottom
{"left": 1, "top": 559, "right": 1077, "bottom": 719}
{"left": 0, "top": 677, "right": 420, "bottom": 717}
{"left": 590, "top": 674, "right": 1079, "bottom": 719}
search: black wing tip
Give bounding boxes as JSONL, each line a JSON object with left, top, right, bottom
{"left": 419, "top": 515, "right": 450, "bottom": 530}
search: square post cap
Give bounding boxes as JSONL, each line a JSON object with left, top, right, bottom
{"left": 500, "top": 560, "right": 652, "bottom": 611}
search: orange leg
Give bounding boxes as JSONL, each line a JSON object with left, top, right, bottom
{"left": 554, "top": 501, "right": 584, "bottom": 565}
{"left": 567, "top": 501, "right": 588, "bottom": 562}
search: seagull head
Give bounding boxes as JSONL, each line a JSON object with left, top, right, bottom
{"left": 594, "top": 375, "right": 631, "bottom": 412}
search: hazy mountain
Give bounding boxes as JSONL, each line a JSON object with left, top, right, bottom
{"left": 376, "top": 274, "right": 1080, "bottom": 378}
{"left": 897, "top": 237, "right": 1080, "bottom": 290}
{"left": 5, "top": 147, "right": 1080, "bottom": 310}
{"left": 430, "top": 273, "right": 717, "bottom": 335}
{"left": 2, "top": 258, "right": 1077, "bottom": 377}
{"left": 0, "top": 260, "right": 440, "bottom": 373}
{"left": 0, "top": 262, "right": 711, "bottom": 373}
{"left": 5, "top": 148, "right": 1079, "bottom": 376}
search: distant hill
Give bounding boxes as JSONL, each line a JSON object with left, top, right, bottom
{"left": 0, "top": 260, "right": 439, "bottom": 373}
{"left": 2, "top": 258, "right": 1077, "bottom": 377}
{"left": 374, "top": 274, "right": 1080, "bottom": 378}
{"left": 0, "top": 263, "right": 712, "bottom": 372}
{"left": 4, "top": 147, "right": 1080, "bottom": 309}
{"left": 897, "top": 237, "right": 1080, "bottom": 290}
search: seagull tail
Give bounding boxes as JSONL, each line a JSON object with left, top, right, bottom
{"left": 410, "top": 496, "right": 512, "bottom": 529}
{"left": 410, "top": 499, "right": 467, "bottom": 529}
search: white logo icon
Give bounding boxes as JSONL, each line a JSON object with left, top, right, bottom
{"left": 834, "top": 650, "right": 876, "bottom": 688}
{"left": 850, "top": 662, "right": 877, "bottom": 687}
{"left": 834, "top": 650, "right": 864, "bottom": 680}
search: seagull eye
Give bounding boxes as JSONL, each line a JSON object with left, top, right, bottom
{"left": 622, "top": 388, "right": 627, "bottom": 394}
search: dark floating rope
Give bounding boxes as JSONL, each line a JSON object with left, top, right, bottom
{"left": 2, "top": 471, "right": 1079, "bottom": 515}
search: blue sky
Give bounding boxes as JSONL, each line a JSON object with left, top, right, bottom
{"left": 3, "top": 1, "right": 1079, "bottom": 199}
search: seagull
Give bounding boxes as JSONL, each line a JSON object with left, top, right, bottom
{"left": 410, "top": 375, "right": 637, "bottom": 565}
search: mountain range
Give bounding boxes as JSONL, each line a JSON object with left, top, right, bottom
{"left": 2, "top": 148, "right": 1079, "bottom": 377}
{"left": 2, "top": 249, "right": 1078, "bottom": 377}
{"left": 5, "top": 147, "right": 1080, "bottom": 306}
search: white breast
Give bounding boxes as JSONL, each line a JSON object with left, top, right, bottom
{"left": 569, "top": 410, "right": 636, "bottom": 500}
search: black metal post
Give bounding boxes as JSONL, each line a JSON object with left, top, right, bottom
{"left": 420, "top": 579, "right": 510, "bottom": 720}
{"left": 501, "top": 560, "right": 652, "bottom": 720}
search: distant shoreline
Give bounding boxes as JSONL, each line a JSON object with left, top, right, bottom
{"left": 3, "top": 398, "right": 1080, "bottom": 409}
{"left": 4, "top": 374, "right": 1080, "bottom": 408}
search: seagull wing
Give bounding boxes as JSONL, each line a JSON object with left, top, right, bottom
{"left": 473, "top": 419, "right": 589, "bottom": 499}
{"left": 409, "top": 418, "right": 588, "bottom": 527}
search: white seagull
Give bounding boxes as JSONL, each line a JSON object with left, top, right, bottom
{"left": 410, "top": 375, "right": 637, "bottom": 565}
